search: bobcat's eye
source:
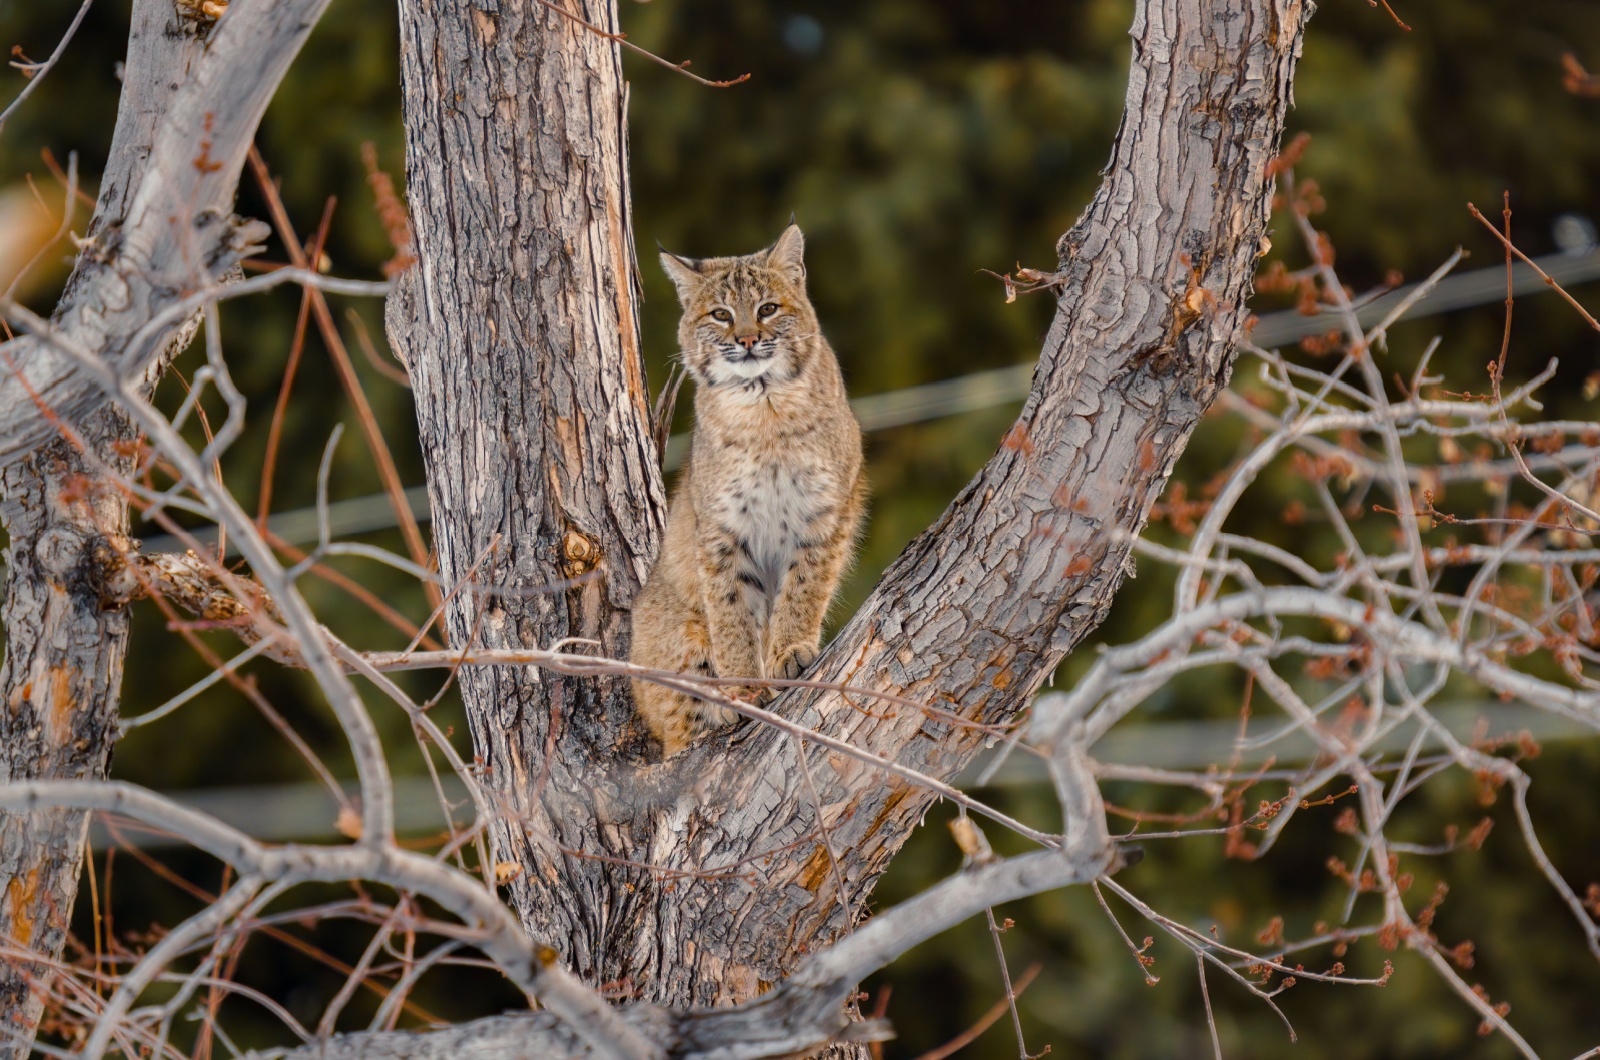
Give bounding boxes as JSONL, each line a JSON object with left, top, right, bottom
{"left": 758, "top": 302, "right": 781, "bottom": 318}
{"left": 710, "top": 309, "right": 733, "bottom": 323}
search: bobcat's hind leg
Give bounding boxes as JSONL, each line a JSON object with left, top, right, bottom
{"left": 632, "top": 616, "right": 739, "bottom": 756}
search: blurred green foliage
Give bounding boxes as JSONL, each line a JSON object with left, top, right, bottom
{"left": 2, "top": 0, "right": 1599, "bottom": 1055}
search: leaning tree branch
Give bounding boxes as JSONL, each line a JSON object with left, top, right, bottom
{"left": 0, "top": 4, "right": 341, "bottom": 1049}
{"left": 0, "top": 0, "right": 335, "bottom": 463}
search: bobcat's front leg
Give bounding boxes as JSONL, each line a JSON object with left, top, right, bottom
{"left": 767, "top": 486, "right": 861, "bottom": 684}
{"left": 698, "top": 532, "right": 767, "bottom": 705}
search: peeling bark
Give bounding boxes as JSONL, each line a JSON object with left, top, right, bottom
{"left": 0, "top": 429, "right": 134, "bottom": 1056}
{"left": 395, "top": 0, "right": 1312, "bottom": 1021}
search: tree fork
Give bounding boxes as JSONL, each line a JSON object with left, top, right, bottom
{"left": 394, "top": 0, "right": 1312, "bottom": 1014}
{"left": 631, "top": 0, "right": 1316, "bottom": 1005}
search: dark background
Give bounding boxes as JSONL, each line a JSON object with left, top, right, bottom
{"left": 2, "top": 0, "right": 1599, "bottom": 1056}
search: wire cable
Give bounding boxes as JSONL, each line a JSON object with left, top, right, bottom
{"left": 139, "top": 247, "right": 1600, "bottom": 554}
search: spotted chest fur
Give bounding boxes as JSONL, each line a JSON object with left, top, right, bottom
{"left": 629, "top": 225, "right": 866, "bottom": 756}
{"left": 715, "top": 458, "right": 840, "bottom": 626}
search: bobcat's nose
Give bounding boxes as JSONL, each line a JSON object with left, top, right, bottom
{"left": 735, "top": 334, "right": 761, "bottom": 351}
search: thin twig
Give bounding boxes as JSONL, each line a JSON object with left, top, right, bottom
{"left": 1468, "top": 200, "right": 1600, "bottom": 332}
{"left": 983, "top": 909, "right": 1042, "bottom": 1059}
{"left": 0, "top": 0, "right": 97, "bottom": 133}
{"left": 1197, "top": 952, "right": 1223, "bottom": 1060}
{"left": 793, "top": 732, "right": 854, "bottom": 933}
{"left": 1, "top": 151, "right": 78, "bottom": 302}
{"left": 1368, "top": 0, "right": 1411, "bottom": 32}
{"left": 246, "top": 147, "right": 441, "bottom": 611}
{"left": 531, "top": 0, "right": 750, "bottom": 87}
{"left": 257, "top": 196, "right": 335, "bottom": 527}
{"left": 911, "top": 963, "right": 1043, "bottom": 1060}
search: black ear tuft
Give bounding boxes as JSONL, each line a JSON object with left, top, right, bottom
{"left": 659, "top": 249, "right": 704, "bottom": 304}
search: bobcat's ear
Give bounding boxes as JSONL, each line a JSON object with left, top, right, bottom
{"left": 765, "top": 223, "right": 805, "bottom": 284}
{"left": 659, "top": 250, "right": 704, "bottom": 304}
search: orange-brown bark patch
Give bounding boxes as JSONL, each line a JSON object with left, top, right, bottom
{"left": 864, "top": 781, "right": 916, "bottom": 843}
{"left": 797, "top": 843, "right": 833, "bottom": 894}
{"left": 4, "top": 869, "right": 42, "bottom": 946}
{"left": 46, "top": 666, "right": 76, "bottom": 745}
{"left": 1002, "top": 422, "right": 1036, "bottom": 456}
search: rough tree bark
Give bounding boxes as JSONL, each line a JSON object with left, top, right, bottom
{"left": 0, "top": 0, "right": 1314, "bottom": 1052}
{"left": 0, "top": 0, "right": 332, "bottom": 1052}
{"left": 0, "top": 0, "right": 333, "bottom": 465}
{"left": 394, "top": 0, "right": 1311, "bottom": 1019}
{"left": 388, "top": 0, "right": 670, "bottom": 987}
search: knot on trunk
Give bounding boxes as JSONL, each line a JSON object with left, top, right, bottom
{"left": 562, "top": 529, "right": 602, "bottom": 578}
{"left": 32, "top": 526, "right": 135, "bottom": 612}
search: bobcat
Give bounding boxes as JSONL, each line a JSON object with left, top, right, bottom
{"left": 631, "top": 224, "right": 866, "bottom": 755}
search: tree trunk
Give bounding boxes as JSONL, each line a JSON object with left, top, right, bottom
{"left": 0, "top": 4, "right": 208, "bottom": 1047}
{"left": 0, "top": 0, "right": 333, "bottom": 1052}
{"left": 389, "top": 0, "right": 671, "bottom": 992}
{"left": 396, "top": 0, "right": 1311, "bottom": 1017}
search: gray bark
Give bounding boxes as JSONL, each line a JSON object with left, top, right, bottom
{"left": 0, "top": 0, "right": 333, "bottom": 466}
{"left": 394, "top": 0, "right": 1312, "bottom": 1025}
{"left": 250, "top": 846, "right": 1110, "bottom": 1060}
{"left": 0, "top": 0, "right": 333, "bottom": 1053}
{"left": 388, "top": 0, "right": 671, "bottom": 991}
{"left": 0, "top": 433, "right": 131, "bottom": 1058}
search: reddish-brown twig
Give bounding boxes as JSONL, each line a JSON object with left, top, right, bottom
{"left": 345, "top": 307, "right": 410, "bottom": 387}
{"left": 911, "top": 963, "right": 1044, "bottom": 1060}
{"left": 1468, "top": 200, "right": 1600, "bottom": 332}
{"left": 257, "top": 197, "right": 335, "bottom": 527}
{"left": 1561, "top": 53, "right": 1600, "bottom": 98}
{"left": 166, "top": 365, "right": 230, "bottom": 559}
{"left": 0, "top": 0, "right": 97, "bottom": 133}
{"left": 531, "top": 0, "right": 750, "bottom": 88}
{"left": 98, "top": 821, "right": 444, "bottom": 1026}
{"left": 263, "top": 527, "right": 441, "bottom": 650}
{"left": 247, "top": 147, "right": 442, "bottom": 611}
{"left": 40, "top": 147, "right": 99, "bottom": 211}
{"left": 1494, "top": 191, "right": 1513, "bottom": 381}
{"left": 1368, "top": 0, "right": 1411, "bottom": 31}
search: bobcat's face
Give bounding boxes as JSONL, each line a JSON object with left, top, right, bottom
{"left": 662, "top": 225, "right": 818, "bottom": 395}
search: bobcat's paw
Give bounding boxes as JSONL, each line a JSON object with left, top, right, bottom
{"left": 774, "top": 644, "right": 820, "bottom": 681}
{"left": 697, "top": 701, "right": 745, "bottom": 736}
